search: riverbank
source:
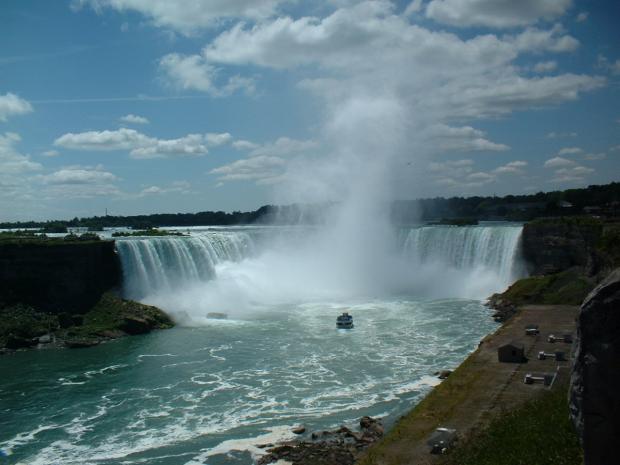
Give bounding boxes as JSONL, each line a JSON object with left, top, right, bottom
{"left": 358, "top": 304, "right": 579, "bottom": 465}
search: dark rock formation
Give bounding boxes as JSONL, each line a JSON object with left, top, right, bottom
{"left": 570, "top": 268, "right": 620, "bottom": 465}
{"left": 258, "top": 417, "right": 384, "bottom": 465}
{"left": 522, "top": 219, "right": 602, "bottom": 276}
{"left": 0, "top": 240, "right": 121, "bottom": 314}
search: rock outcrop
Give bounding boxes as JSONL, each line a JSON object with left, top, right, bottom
{"left": 570, "top": 268, "right": 620, "bottom": 465}
{"left": 0, "top": 240, "right": 121, "bottom": 314}
{"left": 258, "top": 416, "right": 384, "bottom": 465}
{"left": 522, "top": 218, "right": 602, "bottom": 276}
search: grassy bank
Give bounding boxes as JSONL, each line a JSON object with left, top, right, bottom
{"left": 440, "top": 383, "right": 582, "bottom": 465}
{"left": 500, "top": 268, "right": 594, "bottom": 306}
{"left": 359, "top": 348, "right": 485, "bottom": 465}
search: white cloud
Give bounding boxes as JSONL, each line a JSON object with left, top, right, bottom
{"left": 494, "top": 160, "right": 528, "bottom": 174}
{"left": 40, "top": 165, "right": 119, "bottom": 185}
{"left": 546, "top": 131, "right": 577, "bottom": 138}
{"left": 129, "top": 134, "right": 209, "bottom": 159}
{"left": 507, "top": 26, "right": 579, "bottom": 54}
{"left": 533, "top": 60, "right": 557, "bottom": 73}
{"left": 404, "top": 0, "right": 423, "bottom": 16}
{"left": 119, "top": 114, "right": 149, "bottom": 124}
{"left": 609, "top": 145, "right": 620, "bottom": 153}
{"left": 558, "top": 147, "right": 583, "bottom": 155}
{"left": 0, "top": 132, "right": 42, "bottom": 174}
{"left": 232, "top": 139, "right": 260, "bottom": 150}
{"left": 544, "top": 156, "right": 574, "bottom": 168}
{"left": 206, "top": 132, "right": 233, "bottom": 146}
{"left": 210, "top": 155, "right": 286, "bottom": 184}
{"left": 211, "top": 136, "right": 318, "bottom": 185}
{"left": 425, "top": 0, "right": 572, "bottom": 28}
{"left": 201, "top": 4, "right": 602, "bottom": 121}
{"left": 432, "top": 124, "right": 509, "bottom": 152}
{"left": 54, "top": 128, "right": 151, "bottom": 151}
{"left": 611, "top": 60, "right": 620, "bottom": 76}
{"left": 159, "top": 53, "right": 255, "bottom": 96}
{"left": 54, "top": 128, "right": 232, "bottom": 159}
{"left": 576, "top": 11, "right": 589, "bottom": 22}
{"left": 73, "top": 0, "right": 284, "bottom": 34}
{"left": 0, "top": 93, "right": 33, "bottom": 122}
{"left": 551, "top": 165, "right": 594, "bottom": 183}
{"left": 139, "top": 181, "right": 191, "bottom": 196}
{"left": 41, "top": 150, "right": 60, "bottom": 157}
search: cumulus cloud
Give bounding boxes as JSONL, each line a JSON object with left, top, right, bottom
{"left": 546, "top": 131, "right": 577, "bottom": 138}
{"left": 232, "top": 139, "right": 260, "bottom": 150}
{"left": 73, "top": 0, "right": 284, "bottom": 34}
{"left": 54, "top": 128, "right": 151, "bottom": 151}
{"left": 211, "top": 136, "right": 317, "bottom": 185}
{"left": 533, "top": 61, "right": 557, "bottom": 73}
{"left": 41, "top": 150, "right": 60, "bottom": 157}
{"left": 558, "top": 147, "right": 583, "bottom": 155}
{"left": 576, "top": 12, "right": 589, "bottom": 22}
{"left": 119, "top": 114, "right": 149, "bottom": 124}
{"left": 40, "top": 165, "right": 119, "bottom": 185}
{"left": 494, "top": 160, "right": 528, "bottom": 174}
{"left": 0, "top": 132, "right": 42, "bottom": 174}
{"left": 551, "top": 165, "right": 594, "bottom": 183}
{"left": 210, "top": 155, "right": 286, "bottom": 184}
{"left": 200, "top": 3, "right": 601, "bottom": 122}
{"left": 205, "top": 132, "right": 233, "bottom": 146}
{"left": 0, "top": 93, "right": 33, "bottom": 122}
{"left": 129, "top": 134, "right": 209, "bottom": 159}
{"left": 507, "top": 26, "right": 579, "bottom": 54}
{"left": 159, "top": 53, "right": 255, "bottom": 96}
{"left": 139, "top": 180, "right": 191, "bottom": 196}
{"left": 432, "top": 124, "right": 509, "bottom": 152}
{"left": 54, "top": 128, "right": 235, "bottom": 159}
{"left": 544, "top": 156, "right": 575, "bottom": 168}
{"left": 425, "top": 0, "right": 572, "bottom": 28}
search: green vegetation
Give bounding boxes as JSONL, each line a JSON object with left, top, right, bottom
{"left": 598, "top": 224, "right": 620, "bottom": 268}
{"left": 500, "top": 269, "right": 594, "bottom": 306}
{"left": 0, "top": 304, "right": 57, "bottom": 349}
{"left": 111, "top": 228, "right": 186, "bottom": 237}
{"left": 360, "top": 352, "right": 484, "bottom": 465}
{"left": 440, "top": 384, "right": 582, "bottom": 465}
{"left": 1, "top": 182, "right": 618, "bottom": 229}
{"left": 64, "top": 292, "right": 174, "bottom": 339}
{"left": 0, "top": 231, "right": 102, "bottom": 246}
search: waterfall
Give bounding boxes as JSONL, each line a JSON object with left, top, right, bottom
{"left": 402, "top": 224, "right": 524, "bottom": 291}
{"left": 116, "top": 232, "right": 255, "bottom": 299}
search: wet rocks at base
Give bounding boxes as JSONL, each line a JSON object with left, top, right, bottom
{"left": 258, "top": 416, "right": 384, "bottom": 465}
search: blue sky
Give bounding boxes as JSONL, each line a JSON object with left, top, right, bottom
{"left": 1, "top": 0, "right": 619, "bottom": 221}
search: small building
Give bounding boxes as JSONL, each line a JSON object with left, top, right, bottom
{"left": 498, "top": 342, "right": 525, "bottom": 363}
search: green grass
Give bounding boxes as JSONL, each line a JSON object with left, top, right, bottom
{"left": 501, "top": 269, "right": 593, "bottom": 305}
{"left": 440, "top": 384, "right": 582, "bottom": 465}
{"left": 66, "top": 292, "right": 174, "bottom": 337}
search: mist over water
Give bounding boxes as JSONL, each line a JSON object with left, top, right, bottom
{"left": 117, "top": 223, "right": 523, "bottom": 325}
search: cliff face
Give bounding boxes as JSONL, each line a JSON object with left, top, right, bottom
{"left": 0, "top": 241, "right": 121, "bottom": 314}
{"left": 521, "top": 219, "right": 603, "bottom": 276}
{"left": 570, "top": 268, "right": 620, "bottom": 465}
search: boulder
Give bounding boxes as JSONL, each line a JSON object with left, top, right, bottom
{"left": 570, "top": 268, "right": 620, "bottom": 465}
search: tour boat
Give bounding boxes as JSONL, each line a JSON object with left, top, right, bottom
{"left": 336, "top": 312, "right": 354, "bottom": 329}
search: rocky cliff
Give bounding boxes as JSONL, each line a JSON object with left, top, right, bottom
{"left": 521, "top": 217, "right": 603, "bottom": 276}
{"left": 0, "top": 240, "right": 121, "bottom": 314}
{"left": 570, "top": 268, "right": 620, "bottom": 465}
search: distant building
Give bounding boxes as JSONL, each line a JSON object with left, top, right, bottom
{"left": 498, "top": 342, "right": 525, "bottom": 363}
{"left": 558, "top": 200, "right": 574, "bottom": 208}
